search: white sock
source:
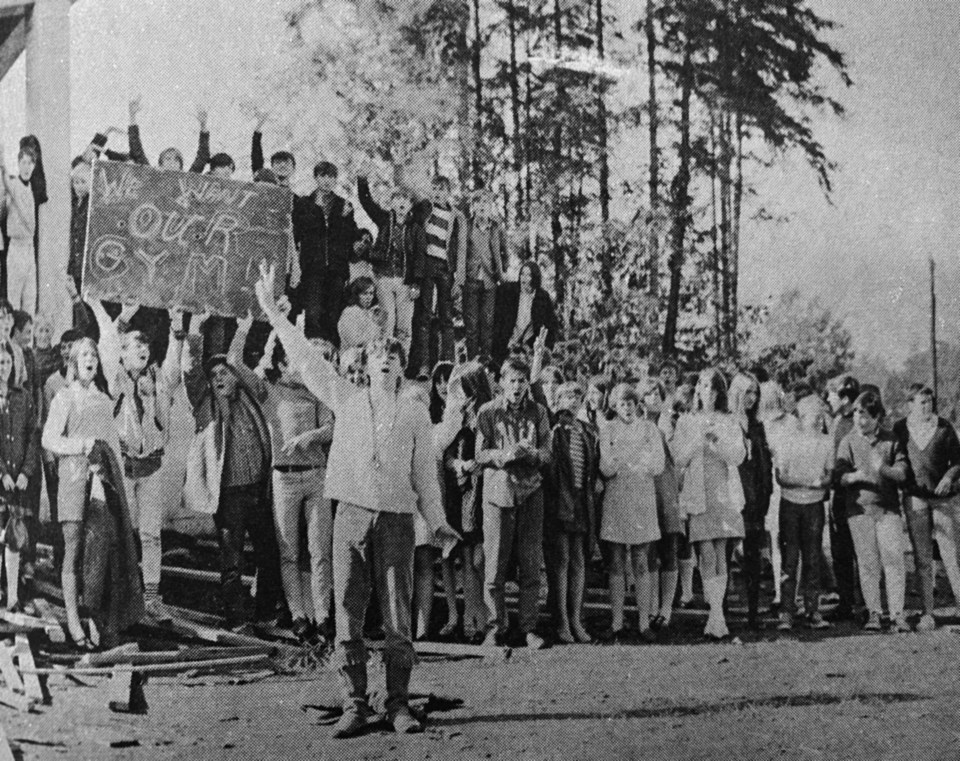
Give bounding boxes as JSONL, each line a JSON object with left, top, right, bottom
{"left": 4, "top": 548, "right": 18, "bottom": 607}
{"left": 660, "top": 570, "right": 679, "bottom": 621}
{"left": 679, "top": 557, "right": 696, "bottom": 602}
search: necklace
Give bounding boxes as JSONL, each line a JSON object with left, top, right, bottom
{"left": 368, "top": 387, "right": 400, "bottom": 471}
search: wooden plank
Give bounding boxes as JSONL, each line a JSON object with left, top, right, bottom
{"left": 78, "top": 643, "right": 140, "bottom": 668}
{"left": 0, "top": 610, "right": 65, "bottom": 643}
{"left": 0, "top": 721, "right": 16, "bottom": 761}
{"left": 163, "top": 565, "right": 255, "bottom": 587}
{"left": 80, "top": 646, "right": 275, "bottom": 668}
{"left": 26, "top": 654, "right": 271, "bottom": 676}
{"left": 165, "top": 616, "right": 298, "bottom": 659}
{"left": 0, "top": 647, "right": 22, "bottom": 694}
{"left": 12, "top": 636, "right": 46, "bottom": 703}
{"left": 0, "top": 685, "right": 34, "bottom": 712}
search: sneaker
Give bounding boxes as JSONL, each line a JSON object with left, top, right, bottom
{"left": 525, "top": 632, "right": 546, "bottom": 650}
{"left": 863, "top": 611, "right": 882, "bottom": 632}
{"left": 806, "top": 611, "right": 831, "bottom": 630}
{"left": 916, "top": 613, "right": 936, "bottom": 632}
{"left": 892, "top": 614, "right": 912, "bottom": 633}
{"left": 777, "top": 612, "right": 793, "bottom": 631}
{"left": 389, "top": 704, "right": 423, "bottom": 734}
{"left": 332, "top": 705, "right": 369, "bottom": 739}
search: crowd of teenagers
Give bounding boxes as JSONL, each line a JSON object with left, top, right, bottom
{"left": 0, "top": 107, "right": 955, "bottom": 738}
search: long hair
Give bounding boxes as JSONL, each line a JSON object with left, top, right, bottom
{"left": 729, "top": 372, "right": 761, "bottom": 419}
{"left": 430, "top": 361, "right": 454, "bottom": 424}
{"left": 519, "top": 259, "right": 542, "bottom": 291}
{"left": 345, "top": 276, "right": 376, "bottom": 308}
{"left": 693, "top": 368, "right": 728, "bottom": 413}
{"left": 68, "top": 337, "right": 110, "bottom": 395}
{"left": 453, "top": 360, "right": 494, "bottom": 410}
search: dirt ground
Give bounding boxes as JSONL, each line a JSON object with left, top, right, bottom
{"left": 4, "top": 604, "right": 960, "bottom": 761}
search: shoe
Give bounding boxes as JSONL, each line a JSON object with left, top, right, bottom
{"left": 572, "top": 624, "right": 593, "bottom": 644}
{"left": 806, "top": 611, "right": 830, "bottom": 630}
{"left": 638, "top": 628, "right": 657, "bottom": 644}
{"left": 768, "top": 601, "right": 781, "bottom": 616}
{"left": 555, "top": 627, "right": 575, "bottom": 645}
{"left": 892, "top": 614, "right": 911, "bottom": 633}
{"left": 525, "top": 632, "right": 546, "bottom": 650}
{"left": 144, "top": 598, "right": 171, "bottom": 622}
{"left": 438, "top": 619, "right": 460, "bottom": 638}
{"left": 747, "top": 614, "right": 763, "bottom": 632}
{"left": 650, "top": 614, "right": 667, "bottom": 632}
{"left": 275, "top": 606, "right": 294, "bottom": 630}
{"left": 389, "top": 704, "right": 423, "bottom": 734}
{"left": 916, "top": 613, "right": 936, "bottom": 632}
{"left": 863, "top": 611, "right": 882, "bottom": 632}
{"left": 291, "top": 617, "right": 312, "bottom": 643}
{"left": 777, "top": 612, "right": 793, "bottom": 632}
{"left": 332, "top": 705, "right": 369, "bottom": 739}
{"left": 482, "top": 627, "right": 503, "bottom": 648}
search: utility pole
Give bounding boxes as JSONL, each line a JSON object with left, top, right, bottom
{"left": 930, "top": 257, "right": 939, "bottom": 411}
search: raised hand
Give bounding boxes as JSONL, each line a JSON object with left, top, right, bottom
{"left": 253, "top": 107, "right": 269, "bottom": 131}
{"left": 118, "top": 303, "right": 139, "bottom": 323}
{"left": 129, "top": 95, "right": 142, "bottom": 124}
{"left": 196, "top": 106, "right": 208, "bottom": 131}
{"left": 255, "top": 261, "right": 281, "bottom": 320}
{"left": 237, "top": 308, "right": 254, "bottom": 335}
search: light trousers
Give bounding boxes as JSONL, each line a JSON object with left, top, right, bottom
{"left": 848, "top": 507, "right": 905, "bottom": 618}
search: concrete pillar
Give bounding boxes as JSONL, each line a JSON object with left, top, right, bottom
{"left": 25, "top": 0, "right": 70, "bottom": 324}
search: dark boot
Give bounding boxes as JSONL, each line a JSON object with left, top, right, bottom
{"left": 385, "top": 660, "right": 421, "bottom": 734}
{"left": 333, "top": 663, "right": 369, "bottom": 739}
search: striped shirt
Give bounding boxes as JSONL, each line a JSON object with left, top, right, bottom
{"left": 426, "top": 203, "right": 455, "bottom": 262}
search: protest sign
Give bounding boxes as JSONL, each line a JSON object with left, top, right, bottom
{"left": 83, "top": 161, "right": 292, "bottom": 317}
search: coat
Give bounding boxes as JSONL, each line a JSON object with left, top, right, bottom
{"left": 292, "top": 191, "right": 359, "bottom": 283}
{"left": 491, "top": 282, "right": 559, "bottom": 365}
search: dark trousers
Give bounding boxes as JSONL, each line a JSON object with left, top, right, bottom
{"left": 829, "top": 493, "right": 857, "bottom": 612}
{"left": 214, "top": 483, "right": 282, "bottom": 625}
{"left": 742, "top": 518, "right": 765, "bottom": 618}
{"left": 42, "top": 459, "right": 64, "bottom": 572}
{"left": 411, "top": 264, "right": 453, "bottom": 371}
{"left": 463, "top": 279, "right": 496, "bottom": 360}
{"left": 779, "top": 499, "right": 825, "bottom": 615}
{"left": 299, "top": 269, "right": 346, "bottom": 345}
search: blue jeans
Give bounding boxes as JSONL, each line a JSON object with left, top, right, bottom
{"left": 483, "top": 490, "right": 544, "bottom": 635}
{"left": 331, "top": 504, "right": 415, "bottom": 673}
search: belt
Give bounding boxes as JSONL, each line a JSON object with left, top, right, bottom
{"left": 273, "top": 464, "right": 318, "bottom": 473}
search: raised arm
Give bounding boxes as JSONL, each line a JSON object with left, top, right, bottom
{"left": 254, "top": 262, "right": 353, "bottom": 411}
{"left": 189, "top": 107, "right": 210, "bottom": 174}
{"left": 90, "top": 299, "right": 135, "bottom": 393}
{"left": 227, "top": 312, "right": 267, "bottom": 402}
{"left": 161, "top": 309, "right": 184, "bottom": 391}
{"left": 127, "top": 97, "right": 149, "bottom": 166}
{"left": 356, "top": 175, "right": 388, "bottom": 227}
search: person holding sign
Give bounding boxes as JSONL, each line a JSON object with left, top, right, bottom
{"left": 254, "top": 261, "right": 459, "bottom": 738}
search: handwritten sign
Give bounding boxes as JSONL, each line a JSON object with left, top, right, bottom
{"left": 83, "top": 161, "right": 292, "bottom": 317}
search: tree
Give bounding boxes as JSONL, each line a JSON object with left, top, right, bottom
{"left": 745, "top": 288, "right": 854, "bottom": 392}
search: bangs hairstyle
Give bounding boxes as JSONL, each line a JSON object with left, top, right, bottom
{"left": 519, "top": 260, "right": 542, "bottom": 291}
{"left": 158, "top": 147, "right": 184, "bottom": 169}
{"left": 908, "top": 383, "right": 934, "bottom": 402}
{"left": 539, "top": 365, "right": 563, "bottom": 385}
{"left": 11, "top": 310, "right": 31, "bottom": 335}
{"left": 795, "top": 394, "right": 827, "bottom": 430}
{"left": 556, "top": 381, "right": 584, "bottom": 403}
{"left": 120, "top": 329, "right": 150, "bottom": 350}
{"left": 854, "top": 390, "right": 885, "bottom": 420}
{"left": 365, "top": 336, "right": 406, "bottom": 369}
{"left": 694, "top": 368, "right": 728, "bottom": 413}
{"left": 500, "top": 356, "right": 530, "bottom": 381}
{"left": 609, "top": 382, "right": 639, "bottom": 408}
{"left": 346, "top": 276, "right": 376, "bottom": 307}
{"left": 68, "top": 337, "right": 109, "bottom": 393}
{"left": 270, "top": 151, "right": 295, "bottom": 167}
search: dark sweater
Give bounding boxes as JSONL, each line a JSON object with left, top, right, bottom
{"left": 739, "top": 416, "right": 773, "bottom": 524}
{"left": 0, "top": 386, "right": 40, "bottom": 481}
{"left": 491, "top": 283, "right": 559, "bottom": 365}
{"left": 892, "top": 416, "right": 960, "bottom": 498}
{"left": 356, "top": 176, "right": 409, "bottom": 278}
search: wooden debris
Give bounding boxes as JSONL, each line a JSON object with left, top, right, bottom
{"left": 26, "top": 654, "right": 271, "bottom": 676}
{"left": 12, "top": 636, "right": 48, "bottom": 703}
{"left": 0, "top": 610, "right": 65, "bottom": 644}
{"left": 108, "top": 670, "right": 148, "bottom": 714}
{"left": 79, "top": 643, "right": 141, "bottom": 668}
{"left": 366, "top": 638, "right": 511, "bottom": 661}
{"left": 0, "top": 685, "right": 35, "bottom": 712}
{"left": 0, "top": 648, "right": 23, "bottom": 695}
{"left": 165, "top": 616, "right": 298, "bottom": 660}
{"left": 0, "top": 722, "right": 15, "bottom": 761}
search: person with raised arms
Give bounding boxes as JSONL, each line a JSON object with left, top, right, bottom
{"left": 253, "top": 261, "right": 459, "bottom": 739}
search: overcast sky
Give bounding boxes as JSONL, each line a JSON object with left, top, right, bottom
{"left": 0, "top": 0, "right": 954, "bottom": 367}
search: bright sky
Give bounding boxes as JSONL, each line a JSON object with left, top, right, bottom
{"left": 0, "top": 0, "right": 954, "bottom": 368}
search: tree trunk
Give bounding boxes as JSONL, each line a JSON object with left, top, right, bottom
{"left": 731, "top": 110, "right": 744, "bottom": 355}
{"left": 709, "top": 108, "right": 722, "bottom": 346}
{"left": 661, "top": 42, "right": 693, "bottom": 358}
{"left": 471, "top": 0, "right": 483, "bottom": 190}
{"left": 596, "top": 0, "right": 611, "bottom": 300}
{"left": 645, "top": 0, "right": 660, "bottom": 298}
{"left": 551, "top": 0, "right": 565, "bottom": 318}
{"left": 523, "top": 0, "right": 533, "bottom": 245}
{"left": 507, "top": 0, "right": 524, "bottom": 225}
